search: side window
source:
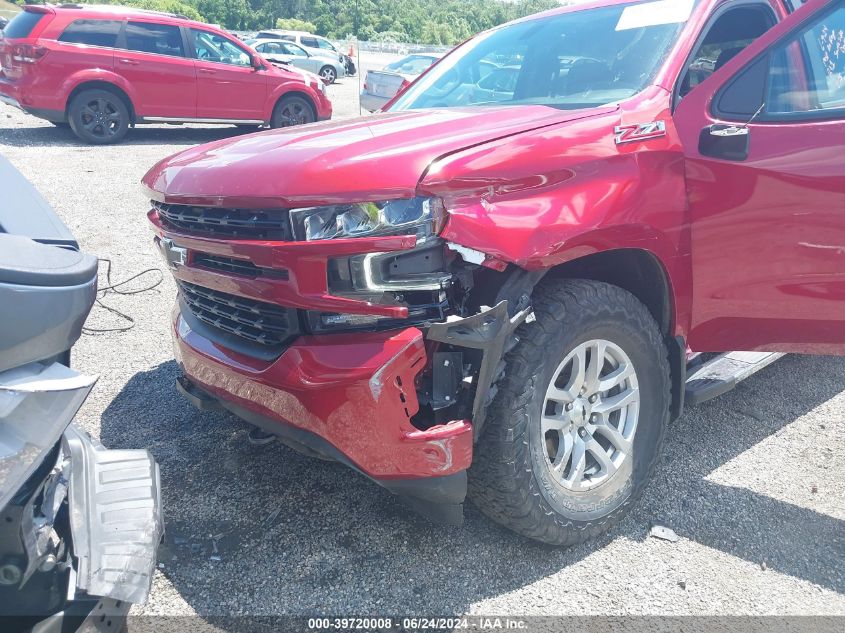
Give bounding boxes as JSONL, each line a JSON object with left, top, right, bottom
{"left": 280, "top": 35, "right": 295, "bottom": 42}
{"left": 191, "top": 29, "right": 251, "bottom": 66}
{"left": 300, "top": 36, "right": 319, "bottom": 49}
{"left": 123, "top": 22, "right": 184, "bottom": 57}
{"left": 679, "top": 5, "right": 775, "bottom": 98}
{"left": 767, "top": 6, "right": 845, "bottom": 114}
{"left": 58, "top": 19, "right": 121, "bottom": 48}
{"left": 285, "top": 44, "right": 307, "bottom": 57}
{"left": 315, "top": 38, "right": 335, "bottom": 51}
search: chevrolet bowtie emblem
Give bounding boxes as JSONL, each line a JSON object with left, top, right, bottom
{"left": 157, "top": 237, "right": 188, "bottom": 268}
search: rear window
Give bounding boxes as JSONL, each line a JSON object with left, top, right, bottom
{"left": 2, "top": 10, "right": 45, "bottom": 39}
{"left": 58, "top": 19, "right": 121, "bottom": 48}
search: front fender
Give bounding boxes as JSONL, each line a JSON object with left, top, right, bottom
{"left": 418, "top": 91, "right": 692, "bottom": 335}
{"left": 264, "top": 79, "right": 322, "bottom": 121}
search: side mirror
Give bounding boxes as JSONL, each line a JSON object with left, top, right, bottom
{"left": 251, "top": 55, "right": 264, "bottom": 70}
{"left": 698, "top": 123, "right": 750, "bottom": 161}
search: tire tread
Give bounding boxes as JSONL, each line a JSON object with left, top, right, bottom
{"left": 468, "top": 278, "right": 670, "bottom": 546}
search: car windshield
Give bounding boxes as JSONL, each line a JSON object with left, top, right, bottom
{"left": 390, "top": 0, "right": 696, "bottom": 111}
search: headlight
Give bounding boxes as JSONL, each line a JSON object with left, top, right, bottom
{"left": 290, "top": 197, "right": 444, "bottom": 241}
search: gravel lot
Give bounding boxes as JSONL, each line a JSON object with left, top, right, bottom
{"left": 1, "top": 52, "right": 843, "bottom": 624}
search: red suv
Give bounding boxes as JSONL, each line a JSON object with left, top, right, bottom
{"left": 146, "top": 0, "right": 842, "bottom": 545}
{"left": 0, "top": 5, "right": 332, "bottom": 143}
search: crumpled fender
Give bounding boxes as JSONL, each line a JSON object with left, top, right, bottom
{"left": 418, "top": 88, "right": 690, "bottom": 331}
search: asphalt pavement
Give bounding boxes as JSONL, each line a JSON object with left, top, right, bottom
{"left": 0, "top": 52, "right": 842, "bottom": 622}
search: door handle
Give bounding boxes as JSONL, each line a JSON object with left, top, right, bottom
{"left": 118, "top": 58, "right": 140, "bottom": 66}
{"left": 199, "top": 68, "right": 216, "bottom": 74}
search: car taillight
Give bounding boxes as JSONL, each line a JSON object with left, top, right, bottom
{"left": 363, "top": 81, "right": 368, "bottom": 90}
{"left": 12, "top": 45, "right": 48, "bottom": 64}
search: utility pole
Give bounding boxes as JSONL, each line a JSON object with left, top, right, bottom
{"left": 354, "top": 0, "right": 360, "bottom": 36}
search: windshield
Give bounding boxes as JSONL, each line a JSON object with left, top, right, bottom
{"left": 390, "top": 0, "right": 695, "bottom": 111}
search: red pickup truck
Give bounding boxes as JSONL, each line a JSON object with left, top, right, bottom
{"left": 145, "top": 0, "right": 844, "bottom": 545}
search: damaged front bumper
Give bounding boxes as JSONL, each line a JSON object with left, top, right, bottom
{"left": 174, "top": 296, "right": 530, "bottom": 525}
{"left": 0, "top": 362, "right": 162, "bottom": 624}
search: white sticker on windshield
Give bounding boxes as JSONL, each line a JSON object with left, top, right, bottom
{"left": 615, "top": 0, "right": 695, "bottom": 31}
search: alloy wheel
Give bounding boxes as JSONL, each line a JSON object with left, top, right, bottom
{"left": 320, "top": 67, "right": 337, "bottom": 83}
{"left": 279, "top": 102, "right": 311, "bottom": 126}
{"left": 541, "top": 339, "right": 640, "bottom": 492}
{"left": 79, "top": 97, "right": 122, "bottom": 140}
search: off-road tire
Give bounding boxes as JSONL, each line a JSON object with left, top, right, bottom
{"left": 68, "top": 88, "right": 130, "bottom": 144}
{"left": 270, "top": 95, "right": 316, "bottom": 128}
{"left": 468, "top": 279, "right": 670, "bottom": 546}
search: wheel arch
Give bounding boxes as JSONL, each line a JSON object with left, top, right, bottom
{"left": 544, "top": 248, "right": 674, "bottom": 336}
{"left": 66, "top": 80, "right": 136, "bottom": 123}
{"left": 270, "top": 89, "right": 317, "bottom": 121}
{"left": 541, "top": 248, "right": 686, "bottom": 421}
{"left": 468, "top": 248, "right": 686, "bottom": 423}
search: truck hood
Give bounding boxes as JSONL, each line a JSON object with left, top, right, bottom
{"left": 143, "top": 105, "right": 617, "bottom": 208}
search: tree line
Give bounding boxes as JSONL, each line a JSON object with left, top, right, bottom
{"left": 20, "top": 0, "right": 562, "bottom": 45}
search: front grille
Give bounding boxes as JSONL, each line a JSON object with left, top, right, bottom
{"left": 193, "top": 254, "right": 289, "bottom": 280}
{"left": 154, "top": 201, "right": 291, "bottom": 240}
{"left": 178, "top": 281, "right": 299, "bottom": 354}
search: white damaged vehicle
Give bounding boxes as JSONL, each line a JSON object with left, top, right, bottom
{"left": 0, "top": 156, "right": 162, "bottom": 629}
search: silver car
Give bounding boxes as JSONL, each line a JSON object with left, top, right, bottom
{"left": 360, "top": 53, "right": 441, "bottom": 112}
{"left": 252, "top": 39, "right": 346, "bottom": 84}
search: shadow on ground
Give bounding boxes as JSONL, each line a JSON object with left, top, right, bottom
{"left": 0, "top": 122, "right": 245, "bottom": 148}
{"left": 99, "top": 354, "right": 845, "bottom": 616}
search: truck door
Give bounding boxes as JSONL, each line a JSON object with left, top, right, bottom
{"left": 674, "top": 0, "right": 845, "bottom": 355}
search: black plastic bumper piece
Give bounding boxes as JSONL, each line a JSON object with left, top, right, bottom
{"left": 177, "top": 377, "right": 467, "bottom": 526}
{"left": 426, "top": 300, "right": 531, "bottom": 440}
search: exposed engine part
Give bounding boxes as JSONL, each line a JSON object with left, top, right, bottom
{"left": 20, "top": 450, "right": 71, "bottom": 587}
{"left": 0, "top": 563, "right": 22, "bottom": 586}
{"left": 430, "top": 352, "right": 464, "bottom": 410}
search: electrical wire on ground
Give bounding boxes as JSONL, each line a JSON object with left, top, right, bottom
{"left": 82, "top": 258, "right": 164, "bottom": 334}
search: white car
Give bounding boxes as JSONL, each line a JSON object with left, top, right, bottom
{"left": 252, "top": 30, "right": 356, "bottom": 77}
{"left": 251, "top": 39, "right": 346, "bottom": 84}
{"left": 360, "top": 53, "right": 441, "bottom": 112}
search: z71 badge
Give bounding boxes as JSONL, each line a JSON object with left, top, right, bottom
{"left": 614, "top": 120, "right": 667, "bottom": 145}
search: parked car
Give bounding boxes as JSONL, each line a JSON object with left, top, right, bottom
{"left": 0, "top": 155, "right": 162, "bottom": 628}
{"left": 145, "top": 0, "right": 832, "bottom": 545}
{"left": 251, "top": 39, "right": 345, "bottom": 84}
{"left": 255, "top": 29, "right": 356, "bottom": 76}
{"left": 361, "top": 53, "right": 440, "bottom": 111}
{"left": 0, "top": 5, "right": 332, "bottom": 144}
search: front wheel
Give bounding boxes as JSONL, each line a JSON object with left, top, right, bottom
{"left": 270, "top": 95, "right": 316, "bottom": 128}
{"left": 319, "top": 65, "right": 337, "bottom": 84}
{"left": 469, "top": 279, "right": 670, "bottom": 546}
{"left": 67, "top": 89, "right": 129, "bottom": 144}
